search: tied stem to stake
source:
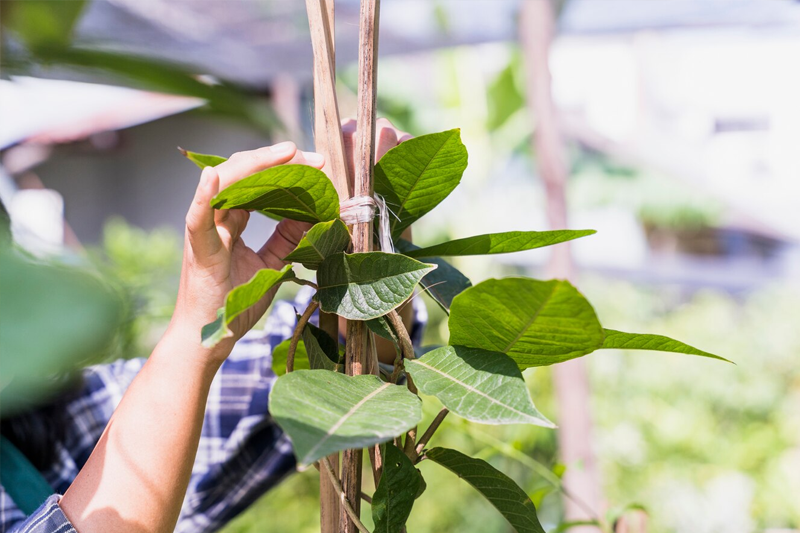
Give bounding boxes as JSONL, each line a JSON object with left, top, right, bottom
{"left": 321, "top": 458, "right": 371, "bottom": 533}
{"left": 341, "top": 0, "right": 381, "bottom": 531}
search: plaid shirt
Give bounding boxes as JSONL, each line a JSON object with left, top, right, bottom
{"left": 1, "top": 288, "right": 426, "bottom": 533}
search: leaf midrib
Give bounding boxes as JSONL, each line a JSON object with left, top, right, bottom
{"left": 302, "top": 382, "right": 392, "bottom": 464}
{"left": 388, "top": 131, "right": 456, "bottom": 234}
{"left": 502, "top": 283, "right": 558, "bottom": 353}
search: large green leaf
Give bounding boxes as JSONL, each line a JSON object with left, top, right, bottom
{"left": 375, "top": 129, "right": 468, "bottom": 238}
{"left": 396, "top": 240, "right": 471, "bottom": 313}
{"left": 302, "top": 322, "right": 339, "bottom": 371}
{"left": 315, "top": 252, "right": 436, "bottom": 321}
{"left": 402, "top": 230, "right": 595, "bottom": 258}
{"left": 269, "top": 370, "right": 422, "bottom": 468}
{"left": 426, "top": 447, "right": 545, "bottom": 533}
{"left": 283, "top": 219, "right": 351, "bottom": 270}
{"left": 0, "top": 249, "right": 123, "bottom": 415}
{"left": 406, "top": 346, "right": 554, "bottom": 427}
{"left": 601, "top": 329, "right": 730, "bottom": 362}
{"left": 372, "top": 443, "right": 422, "bottom": 533}
{"left": 449, "top": 278, "right": 604, "bottom": 368}
{"left": 211, "top": 165, "right": 339, "bottom": 223}
{"left": 201, "top": 266, "right": 295, "bottom": 347}
{"left": 179, "top": 148, "right": 227, "bottom": 169}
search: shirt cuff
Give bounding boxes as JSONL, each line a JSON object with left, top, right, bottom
{"left": 11, "top": 495, "right": 77, "bottom": 533}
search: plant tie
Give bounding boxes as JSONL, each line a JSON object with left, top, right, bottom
{"left": 340, "top": 194, "right": 394, "bottom": 253}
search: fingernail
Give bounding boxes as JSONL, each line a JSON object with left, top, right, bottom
{"left": 303, "top": 151, "right": 325, "bottom": 165}
{"left": 271, "top": 141, "right": 295, "bottom": 155}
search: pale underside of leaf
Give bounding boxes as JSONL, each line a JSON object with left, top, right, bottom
{"left": 403, "top": 230, "right": 596, "bottom": 258}
{"left": 316, "top": 252, "right": 436, "bottom": 320}
{"left": 425, "top": 447, "right": 545, "bottom": 533}
{"left": 601, "top": 328, "right": 730, "bottom": 362}
{"left": 406, "top": 346, "right": 554, "bottom": 427}
{"left": 269, "top": 371, "right": 422, "bottom": 468}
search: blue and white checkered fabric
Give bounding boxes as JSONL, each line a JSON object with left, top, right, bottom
{"left": 1, "top": 288, "right": 426, "bottom": 533}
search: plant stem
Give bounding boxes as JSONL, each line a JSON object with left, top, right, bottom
{"left": 293, "top": 278, "right": 319, "bottom": 290}
{"left": 321, "top": 458, "right": 371, "bottom": 533}
{"left": 413, "top": 408, "right": 449, "bottom": 460}
{"left": 286, "top": 300, "right": 319, "bottom": 373}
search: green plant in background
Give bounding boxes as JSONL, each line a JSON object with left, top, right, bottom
{"left": 183, "top": 127, "right": 727, "bottom": 533}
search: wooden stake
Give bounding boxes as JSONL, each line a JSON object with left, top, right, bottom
{"left": 305, "top": 0, "right": 349, "bottom": 531}
{"left": 520, "top": 1, "right": 604, "bottom": 529}
{"left": 341, "top": 0, "right": 380, "bottom": 531}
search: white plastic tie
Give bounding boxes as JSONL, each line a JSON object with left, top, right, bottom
{"left": 339, "top": 194, "right": 394, "bottom": 253}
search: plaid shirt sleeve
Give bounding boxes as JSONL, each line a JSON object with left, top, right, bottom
{"left": 1, "top": 289, "right": 427, "bottom": 533}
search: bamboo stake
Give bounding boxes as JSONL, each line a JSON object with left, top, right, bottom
{"left": 341, "top": 0, "right": 380, "bottom": 531}
{"left": 305, "top": 0, "right": 349, "bottom": 531}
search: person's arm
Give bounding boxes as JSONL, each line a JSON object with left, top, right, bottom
{"left": 59, "top": 142, "right": 324, "bottom": 533}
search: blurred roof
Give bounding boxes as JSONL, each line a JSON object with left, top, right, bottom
{"left": 71, "top": 0, "right": 520, "bottom": 90}
{"left": 560, "top": 0, "right": 800, "bottom": 34}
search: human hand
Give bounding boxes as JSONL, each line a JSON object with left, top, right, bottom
{"left": 169, "top": 142, "right": 325, "bottom": 363}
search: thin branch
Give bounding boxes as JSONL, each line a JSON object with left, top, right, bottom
{"left": 286, "top": 300, "right": 320, "bottom": 373}
{"left": 360, "top": 492, "right": 373, "bottom": 504}
{"left": 413, "top": 408, "right": 449, "bottom": 460}
{"left": 321, "top": 457, "right": 371, "bottom": 533}
{"left": 292, "top": 278, "right": 319, "bottom": 290}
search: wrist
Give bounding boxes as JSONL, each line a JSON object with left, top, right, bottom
{"left": 161, "top": 317, "right": 232, "bottom": 373}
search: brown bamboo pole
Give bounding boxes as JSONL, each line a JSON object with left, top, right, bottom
{"left": 520, "top": 1, "right": 604, "bottom": 530}
{"left": 340, "top": 0, "right": 380, "bottom": 531}
{"left": 305, "top": 1, "right": 349, "bottom": 531}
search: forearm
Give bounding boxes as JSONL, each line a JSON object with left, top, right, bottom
{"left": 60, "top": 332, "right": 225, "bottom": 533}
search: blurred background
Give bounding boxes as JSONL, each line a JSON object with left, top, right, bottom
{"left": 2, "top": 0, "right": 799, "bottom": 532}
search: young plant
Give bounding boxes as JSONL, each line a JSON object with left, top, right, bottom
{"left": 182, "top": 129, "right": 727, "bottom": 532}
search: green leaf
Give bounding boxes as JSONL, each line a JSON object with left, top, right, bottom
{"left": 372, "top": 443, "right": 422, "bottom": 533}
{"left": 366, "top": 315, "right": 398, "bottom": 343}
{"left": 269, "top": 370, "right": 422, "bottom": 468}
{"left": 201, "top": 266, "right": 295, "bottom": 347}
{"left": 601, "top": 329, "right": 731, "bottom": 363}
{"left": 212, "top": 165, "right": 339, "bottom": 223}
{"left": 375, "top": 129, "right": 468, "bottom": 238}
{"left": 302, "top": 322, "right": 339, "bottom": 371}
{"left": 406, "top": 346, "right": 554, "bottom": 427}
{"left": 487, "top": 57, "right": 525, "bottom": 131}
{"left": 449, "top": 278, "right": 604, "bottom": 368}
{"left": 397, "top": 240, "right": 471, "bottom": 313}
{"left": 402, "top": 230, "right": 595, "bottom": 258}
{"left": 271, "top": 339, "right": 311, "bottom": 376}
{"left": 426, "top": 447, "right": 545, "bottom": 533}
{"left": 284, "top": 219, "right": 351, "bottom": 270}
{"left": 1, "top": 0, "right": 86, "bottom": 50}
{"left": 179, "top": 148, "right": 227, "bottom": 169}
{"left": 316, "top": 252, "right": 436, "bottom": 321}
{"left": 0, "top": 248, "right": 123, "bottom": 415}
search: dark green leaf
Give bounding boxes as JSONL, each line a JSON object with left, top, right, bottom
{"left": 284, "top": 219, "right": 351, "bottom": 270}
{"left": 397, "top": 240, "right": 471, "bottom": 313}
{"left": 201, "top": 266, "right": 295, "bottom": 347}
{"left": 212, "top": 165, "right": 339, "bottom": 223}
{"left": 269, "top": 370, "right": 422, "bottom": 468}
{"left": 402, "top": 230, "right": 595, "bottom": 258}
{"left": 406, "top": 346, "right": 553, "bottom": 427}
{"left": 271, "top": 339, "right": 311, "bottom": 376}
{"left": 316, "top": 252, "right": 436, "bottom": 320}
{"left": 372, "top": 443, "right": 422, "bottom": 533}
{"left": 601, "top": 329, "right": 731, "bottom": 363}
{"left": 179, "top": 148, "right": 227, "bottom": 169}
{"left": 366, "top": 315, "right": 398, "bottom": 343}
{"left": 375, "top": 129, "right": 468, "bottom": 238}
{"left": 302, "top": 322, "right": 339, "bottom": 371}
{"left": 449, "top": 278, "right": 604, "bottom": 368}
{"left": 426, "top": 447, "right": 545, "bottom": 533}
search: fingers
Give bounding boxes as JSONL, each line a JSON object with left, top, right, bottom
{"left": 214, "top": 142, "right": 324, "bottom": 192}
{"left": 186, "top": 167, "right": 223, "bottom": 260}
{"left": 375, "top": 118, "right": 399, "bottom": 161}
